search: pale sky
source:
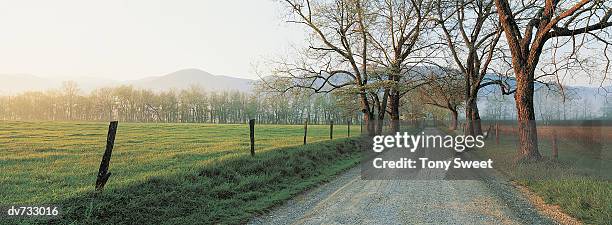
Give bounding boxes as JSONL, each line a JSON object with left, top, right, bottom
{"left": 0, "top": 0, "right": 306, "bottom": 80}
{"left": 0, "top": 1, "right": 609, "bottom": 88}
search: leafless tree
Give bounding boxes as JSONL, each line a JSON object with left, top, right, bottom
{"left": 494, "top": 0, "right": 612, "bottom": 161}
{"left": 266, "top": 0, "right": 435, "bottom": 135}
{"left": 418, "top": 68, "right": 465, "bottom": 129}
{"left": 433, "top": 0, "right": 516, "bottom": 136}
{"left": 366, "top": 0, "right": 435, "bottom": 132}
{"left": 264, "top": 0, "right": 380, "bottom": 135}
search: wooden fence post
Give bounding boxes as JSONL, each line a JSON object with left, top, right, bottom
{"left": 330, "top": 120, "right": 334, "bottom": 140}
{"left": 303, "top": 119, "right": 308, "bottom": 145}
{"left": 95, "top": 121, "right": 118, "bottom": 191}
{"left": 249, "top": 119, "right": 255, "bottom": 156}
{"left": 552, "top": 130, "right": 558, "bottom": 160}
{"left": 347, "top": 119, "right": 351, "bottom": 137}
{"left": 495, "top": 123, "right": 500, "bottom": 145}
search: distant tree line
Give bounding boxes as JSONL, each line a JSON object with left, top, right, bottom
{"left": 481, "top": 88, "right": 609, "bottom": 121}
{"left": 0, "top": 81, "right": 359, "bottom": 124}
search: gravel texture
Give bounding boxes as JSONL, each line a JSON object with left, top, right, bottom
{"left": 249, "top": 128, "right": 557, "bottom": 225}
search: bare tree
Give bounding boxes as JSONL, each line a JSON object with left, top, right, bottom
{"left": 267, "top": 0, "right": 438, "bottom": 135}
{"left": 264, "top": 0, "right": 380, "bottom": 135}
{"left": 418, "top": 68, "right": 465, "bottom": 129}
{"left": 434, "top": 0, "right": 514, "bottom": 136}
{"left": 366, "top": 0, "right": 435, "bottom": 132}
{"left": 494, "top": 0, "right": 612, "bottom": 161}
{"left": 61, "top": 81, "right": 80, "bottom": 120}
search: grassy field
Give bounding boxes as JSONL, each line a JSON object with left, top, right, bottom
{"left": 476, "top": 130, "right": 612, "bottom": 225}
{"left": 0, "top": 121, "right": 362, "bottom": 224}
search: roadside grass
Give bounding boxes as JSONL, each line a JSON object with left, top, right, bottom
{"left": 53, "top": 138, "right": 360, "bottom": 224}
{"left": 476, "top": 134, "right": 611, "bottom": 225}
{"left": 0, "top": 121, "right": 362, "bottom": 224}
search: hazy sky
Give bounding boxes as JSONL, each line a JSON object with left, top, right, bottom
{"left": 0, "top": 0, "right": 306, "bottom": 80}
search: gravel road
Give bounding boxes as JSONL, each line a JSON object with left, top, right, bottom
{"left": 249, "top": 128, "right": 557, "bottom": 225}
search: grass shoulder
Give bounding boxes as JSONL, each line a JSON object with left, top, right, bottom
{"left": 475, "top": 134, "right": 611, "bottom": 225}
{"left": 40, "top": 138, "right": 362, "bottom": 225}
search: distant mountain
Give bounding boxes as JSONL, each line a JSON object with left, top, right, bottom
{"left": 478, "top": 75, "right": 611, "bottom": 119}
{"left": 0, "top": 74, "right": 54, "bottom": 95}
{"left": 0, "top": 69, "right": 254, "bottom": 94}
{"left": 128, "top": 68, "right": 253, "bottom": 92}
{"left": 0, "top": 74, "right": 118, "bottom": 95}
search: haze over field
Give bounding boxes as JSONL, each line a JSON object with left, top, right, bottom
{"left": 1, "top": 68, "right": 609, "bottom": 121}
{"left": 0, "top": 69, "right": 254, "bottom": 94}
{"left": 1, "top": 0, "right": 611, "bottom": 224}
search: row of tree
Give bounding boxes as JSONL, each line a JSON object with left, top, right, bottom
{"left": 2, "top": 0, "right": 610, "bottom": 163}
{"left": 266, "top": 0, "right": 612, "bottom": 161}
{"left": 481, "top": 87, "right": 611, "bottom": 121}
{"left": 0, "top": 82, "right": 358, "bottom": 125}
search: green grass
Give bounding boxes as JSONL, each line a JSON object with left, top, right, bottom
{"left": 476, "top": 134, "right": 611, "bottom": 225}
{"left": 0, "top": 121, "right": 362, "bottom": 224}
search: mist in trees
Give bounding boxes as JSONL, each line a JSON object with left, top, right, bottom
{"left": 480, "top": 85, "right": 608, "bottom": 121}
{"left": 2, "top": 0, "right": 611, "bottom": 163}
{"left": 0, "top": 84, "right": 358, "bottom": 125}
{"left": 268, "top": 0, "right": 611, "bottom": 161}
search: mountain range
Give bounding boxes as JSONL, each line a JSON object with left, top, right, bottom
{"left": 0, "top": 69, "right": 254, "bottom": 95}
{"left": 0, "top": 68, "right": 608, "bottom": 110}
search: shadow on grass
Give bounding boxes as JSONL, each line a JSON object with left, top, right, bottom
{"left": 23, "top": 138, "right": 362, "bottom": 225}
{"left": 477, "top": 135, "right": 611, "bottom": 225}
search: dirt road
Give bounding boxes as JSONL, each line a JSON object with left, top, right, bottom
{"left": 249, "top": 128, "right": 556, "bottom": 225}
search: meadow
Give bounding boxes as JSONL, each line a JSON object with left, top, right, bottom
{"left": 475, "top": 125, "right": 612, "bottom": 224}
{"left": 0, "top": 121, "right": 362, "bottom": 224}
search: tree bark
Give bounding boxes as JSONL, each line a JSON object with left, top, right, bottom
{"left": 359, "top": 92, "right": 376, "bottom": 136}
{"left": 471, "top": 102, "right": 482, "bottom": 135}
{"left": 450, "top": 109, "right": 458, "bottom": 130}
{"left": 494, "top": 0, "right": 545, "bottom": 161}
{"left": 464, "top": 96, "right": 483, "bottom": 136}
{"left": 514, "top": 71, "right": 541, "bottom": 162}
{"left": 365, "top": 112, "right": 375, "bottom": 136}
{"left": 464, "top": 99, "right": 474, "bottom": 135}
{"left": 388, "top": 92, "right": 400, "bottom": 133}
{"left": 376, "top": 118, "right": 384, "bottom": 135}
{"left": 375, "top": 89, "right": 390, "bottom": 135}
{"left": 387, "top": 64, "right": 401, "bottom": 133}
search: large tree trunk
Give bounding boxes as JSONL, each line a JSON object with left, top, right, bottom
{"left": 376, "top": 118, "right": 384, "bottom": 135}
{"left": 464, "top": 96, "right": 482, "bottom": 135}
{"left": 376, "top": 100, "right": 385, "bottom": 135}
{"left": 375, "top": 89, "right": 390, "bottom": 135}
{"left": 388, "top": 65, "right": 401, "bottom": 133}
{"left": 471, "top": 102, "right": 482, "bottom": 135}
{"left": 450, "top": 109, "right": 458, "bottom": 130}
{"left": 464, "top": 99, "right": 474, "bottom": 135}
{"left": 388, "top": 92, "right": 400, "bottom": 133}
{"left": 514, "top": 71, "right": 541, "bottom": 162}
{"left": 359, "top": 92, "right": 376, "bottom": 136}
{"left": 363, "top": 111, "right": 375, "bottom": 136}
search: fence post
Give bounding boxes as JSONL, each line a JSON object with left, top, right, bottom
{"left": 360, "top": 119, "right": 363, "bottom": 134}
{"left": 330, "top": 120, "right": 334, "bottom": 140}
{"left": 495, "top": 123, "right": 500, "bottom": 145}
{"left": 303, "top": 119, "right": 308, "bottom": 145}
{"left": 347, "top": 119, "right": 351, "bottom": 137}
{"left": 96, "top": 121, "right": 118, "bottom": 192}
{"left": 249, "top": 119, "right": 255, "bottom": 156}
{"left": 552, "top": 130, "right": 558, "bottom": 160}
